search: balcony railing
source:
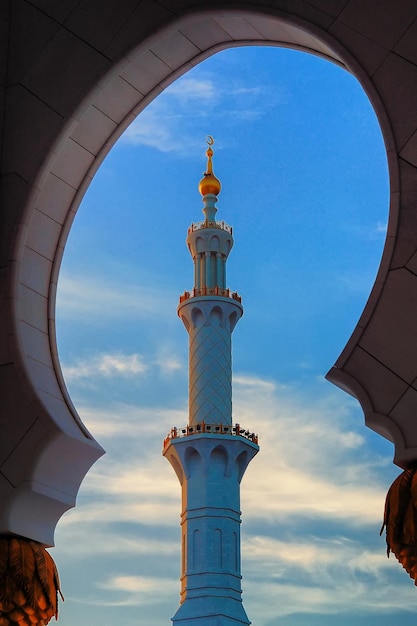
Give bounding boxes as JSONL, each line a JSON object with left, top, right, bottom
{"left": 188, "top": 220, "right": 232, "bottom": 235}
{"left": 163, "top": 422, "right": 258, "bottom": 451}
{"left": 179, "top": 287, "right": 241, "bottom": 304}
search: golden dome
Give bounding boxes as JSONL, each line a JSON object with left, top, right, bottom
{"left": 198, "top": 137, "right": 221, "bottom": 197}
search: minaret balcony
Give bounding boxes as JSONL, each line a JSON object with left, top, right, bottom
{"left": 188, "top": 219, "right": 232, "bottom": 235}
{"left": 179, "top": 287, "right": 241, "bottom": 304}
{"left": 163, "top": 422, "right": 259, "bottom": 452}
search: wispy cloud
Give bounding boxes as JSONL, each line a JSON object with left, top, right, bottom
{"left": 122, "top": 76, "right": 218, "bottom": 152}
{"left": 59, "top": 373, "right": 393, "bottom": 534}
{"left": 234, "top": 375, "right": 390, "bottom": 525}
{"left": 341, "top": 218, "right": 388, "bottom": 241}
{"left": 96, "top": 574, "right": 178, "bottom": 606}
{"left": 61, "top": 350, "right": 185, "bottom": 386}
{"left": 121, "top": 105, "right": 184, "bottom": 152}
{"left": 55, "top": 524, "right": 178, "bottom": 557}
{"left": 233, "top": 373, "right": 278, "bottom": 392}
{"left": 243, "top": 534, "right": 393, "bottom": 593}
{"left": 63, "top": 353, "right": 148, "bottom": 381}
{"left": 121, "top": 73, "right": 283, "bottom": 153}
{"left": 153, "top": 354, "right": 182, "bottom": 375}
{"left": 375, "top": 220, "right": 387, "bottom": 235}
{"left": 72, "top": 402, "right": 186, "bottom": 439}
{"left": 57, "top": 273, "right": 177, "bottom": 321}
{"left": 53, "top": 371, "right": 405, "bottom": 622}
{"left": 166, "top": 77, "right": 217, "bottom": 102}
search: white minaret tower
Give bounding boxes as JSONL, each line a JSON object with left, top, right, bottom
{"left": 163, "top": 137, "right": 259, "bottom": 625}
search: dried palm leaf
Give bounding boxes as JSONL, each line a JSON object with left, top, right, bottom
{"left": 0, "top": 536, "right": 62, "bottom": 626}
{"left": 381, "top": 465, "right": 417, "bottom": 583}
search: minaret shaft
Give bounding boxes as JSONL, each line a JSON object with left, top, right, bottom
{"left": 163, "top": 138, "right": 258, "bottom": 626}
{"left": 164, "top": 436, "right": 257, "bottom": 626}
{"left": 179, "top": 190, "right": 242, "bottom": 428}
{"left": 179, "top": 297, "right": 241, "bottom": 427}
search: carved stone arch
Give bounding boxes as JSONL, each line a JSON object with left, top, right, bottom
{"left": 191, "top": 306, "right": 205, "bottom": 329}
{"left": 209, "top": 305, "right": 223, "bottom": 327}
{"left": 210, "top": 235, "right": 220, "bottom": 252}
{"left": 210, "top": 445, "right": 229, "bottom": 476}
{"left": 1, "top": 0, "right": 411, "bottom": 545}
{"left": 168, "top": 454, "right": 184, "bottom": 485}
{"left": 195, "top": 236, "right": 204, "bottom": 254}
{"left": 184, "top": 446, "right": 202, "bottom": 478}
{"left": 229, "top": 310, "right": 239, "bottom": 332}
{"left": 237, "top": 450, "right": 249, "bottom": 483}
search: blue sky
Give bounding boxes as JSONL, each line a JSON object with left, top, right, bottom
{"left": 54, "top": 46, "right": 416, "bottom": 625}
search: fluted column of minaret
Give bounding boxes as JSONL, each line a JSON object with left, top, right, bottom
{"left": 163, "top": 137, "right": 258, "bottom": 626}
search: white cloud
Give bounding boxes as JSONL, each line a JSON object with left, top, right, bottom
{"left": 244, "top": 576, "right": 416, "bottom": 623}
{"left": 153, "top": 343, "right": 183, "bottom": 374}
{"left": 51, "top": 371, "right": 409, "bottom": 624}
{"left": 57, "top": 274, "right": 176, "bottom": 321}
{"left": 226, "top": 107, "right": 264, "bottom": 121}
{"left": 122, "top": 106, "right": 181, "bottom": 152}
{"left": 121, "top": 76, "right": 217, "bottom": 153}
{"left": 341, "top": 218, "right": 387, "bottom": 241}
{"left": 375, "top": 220, "right": 387, "bottom": 235}
{"left": 244, "top": 534, "right": 391, "bottom": 576}
{"left": 120, "top": 72, "right": 282, "bottom": 152}
{"left": 58, "top": 374, "right": 394, "bottom": 542}
{"left": 63, "top": 352, "right": 148, "bottom": 382}
{"left": 94, "top": 575, "right": 178, "bottom": 607}
{"left": 232, "top": 374, "right": 392, "bottom": 527}
{"left": 241, "top": 534, "right": 415, "bottom": 622}
{"left": 99, "top": 574, "right": 173, "bottom": 594}
{"left": 55, "top": 524, "right": 177, "bottom": 557}
{"left": 98, "top": 354, "right": 147, "bottom": 375}
{"left": 166, "top": 77, "right": 217, "bottom": 102}
{"left": 233, "top": 373, "right": 278, "bottom": 392}
{"left": 227, "top": 86, "right": 262, "bottom": 96}
{"left": 61, "top": 350, "right": 185, "bottom": 388}
{"left": 65, "top": 574, "right": 177, "bottom": 609}
{"left": 74, "top": 403, "right": 186, "bottom": 438}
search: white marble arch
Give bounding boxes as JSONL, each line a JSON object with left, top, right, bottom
{"left": 1, "top": 0, "right": 417, "bottom": 544}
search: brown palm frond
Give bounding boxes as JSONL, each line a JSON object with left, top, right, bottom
{"left": 0, "top": 535, "right": 63, "bottom": 625}
{"left": 381, "top": 465, "right": 417, "bottom": 583}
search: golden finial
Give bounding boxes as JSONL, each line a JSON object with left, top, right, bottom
{"left": 198, "top": 136, "right": 221, "bottom": 197}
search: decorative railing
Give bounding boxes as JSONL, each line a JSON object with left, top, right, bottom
{"left": 188, "top": 220, "right": 232, "bottom": 235}
{"left": 179, "top": 287, "right": 242, "bottom": 304}
{"left": 163, "top": 422, "right": 258, "bottom": 450}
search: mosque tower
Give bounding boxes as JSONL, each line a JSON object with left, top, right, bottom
{"left": 163, "top": 137, "right": 259, "bottom": 625}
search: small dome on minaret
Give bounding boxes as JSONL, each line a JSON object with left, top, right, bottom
{"left": 198, "top": 135, "right": 221, "bottom": 197}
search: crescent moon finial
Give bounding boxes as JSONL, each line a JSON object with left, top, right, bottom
{"left": 198, "top": 136, "right": 221, "bottom": 197}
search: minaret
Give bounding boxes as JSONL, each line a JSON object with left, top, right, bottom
{"left": 163, "top": 137, "right": 259, "bottom": 625}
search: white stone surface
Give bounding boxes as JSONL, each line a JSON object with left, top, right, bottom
{"left": 179, "top": 297, "right": 243, "bottom": 427}
{"left": 2, "top": 0, "right": 417, "bottom": 543}
{"left": 164, "top": 435, "right": 258, "bottom": 625}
